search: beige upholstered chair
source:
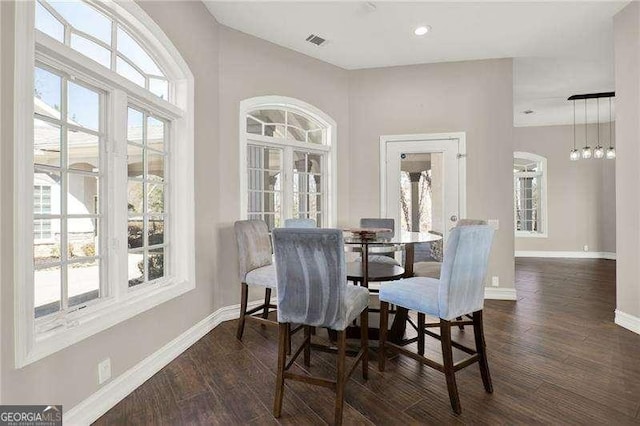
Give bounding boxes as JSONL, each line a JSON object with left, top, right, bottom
{"left": 234, "top": 220, "right": 278, "bottom": 340}
{"left": 357, "top": 218, "right": 402, "bottom": 266}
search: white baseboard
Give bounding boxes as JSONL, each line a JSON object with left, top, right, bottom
{"left": 64, "top": 298, "right": 271, "bottom": 425}
{"left": 615, "top": 310, "right": 640, "bottom": 335}
{"left": 515, "top": 251, "right": 616, "bottom": 260}
{"left": 484, "top": 287, "right": 517, "bottom": 301}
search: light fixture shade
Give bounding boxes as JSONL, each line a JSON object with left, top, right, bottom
{"left": 594, "top": 146, "right": 605, "bottom": 159}
{"left": 570, "top": 149, "right": 580, "bottom": 161}
{"left": 606, "top": 147, "right": 616, "bottom": 159}
{"left": 581, "top": 146, "right": 593, "bottom": 159}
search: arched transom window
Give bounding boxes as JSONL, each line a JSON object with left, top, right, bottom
{"left": 36, "top": 0, "right": 169, "bottom": 99}
{"left": 241, "top": 97, "right": 337, "bottom": 230}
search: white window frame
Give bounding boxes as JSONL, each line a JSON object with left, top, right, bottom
{"left": 14, "top": 0, "right": 195, "bottom": 368}
{"left": 239, "top": 96, "right": 337, "bottom": 227}
{"left": 514, "top": 151, "right": 547, "bottom": 238}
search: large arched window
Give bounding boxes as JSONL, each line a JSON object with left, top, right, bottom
{"left": 240, "top": 96, "right": 337, "bottom": 229}
{"left": 15, "top": 0, "right": 195, "bottom": 367}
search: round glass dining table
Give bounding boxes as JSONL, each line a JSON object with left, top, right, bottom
{"left": 343, "top": 230, "right": 443, "bottom": 287}
{"left": 342, "top": 230, "right": 443, "bottom": 343}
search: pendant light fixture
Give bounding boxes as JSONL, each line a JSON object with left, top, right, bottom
{"left": 581, "top": 99, "right": 592, "bottom": 159}
{"left": 593, "top": 98, "right": 605, "bottom": 158}
{"left": 568, "top": 92, "right": 615, "bottom": 161}
{"left": 606, "top": 96, "right": 616, "bottom": 159}
{"left": 570, "top": 99, "right": 580, "bottom": 161}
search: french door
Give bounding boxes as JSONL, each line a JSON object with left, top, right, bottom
{"left": 381, "top": 135, "right": 465, "bottom": 243}
{"left": 247, "top": 142, "right": 327, "bottom": 229}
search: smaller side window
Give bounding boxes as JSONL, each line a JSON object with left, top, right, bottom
{"left": 514, "top": 152, "right": 547, "bottom": 237}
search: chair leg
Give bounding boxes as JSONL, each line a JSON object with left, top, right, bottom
{"left": 417, "top": 313, "right": 425, "bottom": 356}
{"left": 304, "top": 325, "right": 311, "bottom": 367}
{"left": 335, "top": 330, "right": 347, "bottom": 426}
{"left": 273, "top": 323, "right": 288, "bottom": 418}
{"left": 456, "top": 316, "right": 465, "bottom": 331}
{"left": 236, "top": 283, "right": 248, "bottom": 340}
{"left": 286, "top": 323, "right": 292, "bottom": 355}
{"left": 441, "top": 319, "right": 462, "bottom": 414}
{"left": 360, "top": 308, "right": 369, "bottom": 380}
{"left": 379, "top": 301, "right": 389, "bottom": 372}
{"left": 262, "top": 288, "right": 272, "bottom": 326}
{"left": 473, "top": 310, "right": 493, "bottom": 393}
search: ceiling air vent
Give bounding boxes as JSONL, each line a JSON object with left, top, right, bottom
{"left": 305, "top": 34, "right": 327, "bottom": 47}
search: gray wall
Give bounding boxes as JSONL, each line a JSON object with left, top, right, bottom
{"left": 216, "top": 26, "right": 351, "bottom": 307}
{"left": 513, "top": 124, "right": 616, "bottom": 253}
{"left": 348, "top": 59, "right": 516, "bottom": 291}
{"left": 1, "top": 1, "right": 518, "bottom": 410}
{"left": 614, "top": 2, "right": 640, "bottom": 318}
{"left": 1, "top": 0, "right": 221, "bottom": 407}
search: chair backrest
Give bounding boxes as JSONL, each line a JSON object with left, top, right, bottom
{"left": 234, "top": 220, "right": 272, "bottom": 282}
{"left": 284, "top": 218, "right": 317, "bottom": 228}
{"left": 456, "top": 219, "right": 487, "bottom": 227}
{"left": 272, "top": 228, "right": 346, "bottom": 329}
{"left": 438, "top": 225, "right": 494, "bottom": 320}
{"left": 360, "top": 218, "right": 394, "bottom": 239}
{"left": 428, "top": 219, "right": 487, "bottom": 263}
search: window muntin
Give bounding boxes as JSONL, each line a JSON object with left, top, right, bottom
{"left": 35, "top": 0, "right": 170, "bottom": 100}
{"left": 35, "top": 1, "right": 64, "bottom": 43}
{"left": 127, "top": 106, "right": 169, "bottom": 287}
{"left": 514, "top": 153, "right": 546, "bottom": 236}
{"left": 33, "top": 64, "right": 104, "bottom": 319}
{"left": 293, "top": 151, "right": 324, "bottom": 225}
{"left": 247, "top": 108, "right": 326, "bottom": 145}
{"left": 244, "top": 104, "right": 331, "bottom": 229}
{"left": 247, "top": 145, "right": 283, "bottom": 230}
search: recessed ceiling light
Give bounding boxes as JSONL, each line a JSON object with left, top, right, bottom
{"left": 414, "top": 26, "right": 430, "bottom": 36}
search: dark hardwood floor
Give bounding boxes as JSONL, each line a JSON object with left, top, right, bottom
{"left": 95, "top": 258, "right": 640, "bottom": 425}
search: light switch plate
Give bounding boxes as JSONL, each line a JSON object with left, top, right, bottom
{"left": 488, "top": 220, "right": 499, "bottom": 230}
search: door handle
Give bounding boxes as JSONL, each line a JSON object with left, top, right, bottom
{"left": 450, "top": 215, "right": 458, "bottom": 222}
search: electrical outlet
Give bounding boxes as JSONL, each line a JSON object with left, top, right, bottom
{"left": 98, "top": 358, "right": 111, "bottom": 385}
{"left": 488, "top": 219, "right": 499, "bottom": 230}
{"left": 491, "top": 276, "right": 499, "bottom": 287}
{"left": 583, "top": 245, "right": 589, "bottom": 252}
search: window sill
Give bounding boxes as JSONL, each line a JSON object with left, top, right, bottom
{"left": 18, "top": 278, "right": 195, "bottom": 368}
{"left": 516, "top": 231, "right": 547, "bottom": 238}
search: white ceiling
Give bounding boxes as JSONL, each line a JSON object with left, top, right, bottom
{"left": 205, "top": 1, "right": 628, "bottom": 127}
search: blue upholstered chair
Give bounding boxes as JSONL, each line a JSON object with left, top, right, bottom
{"left": 414, "top": 219, "right": 489, "bottom": 278}
{"left": 234, "top": 220, "right": 278, "bottom": 340}
{"left": 284, "top": 218, "right": 317, "bottom": 228}
{"left": 378, "top": 225, "right": 495, "bottom": 414}
{"left": 272, "top": 228, "right": 370, "bottom": 425}
{"left": 413, "top": 219, "right": 489, "bottom": 330}
{"left": 357, "top": 218, "right": 402, "bottom": 266}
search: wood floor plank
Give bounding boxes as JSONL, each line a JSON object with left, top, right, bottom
{"left": 94, "top": 258, "right": 640, "bottom": 425}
